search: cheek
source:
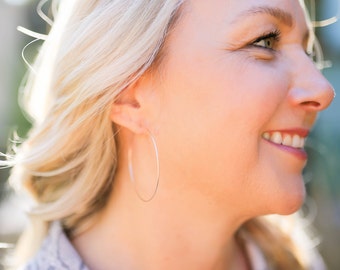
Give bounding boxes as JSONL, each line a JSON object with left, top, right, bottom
{"left": 156, "top": 43, "right": 294, "bottom": 212}
{"left": 233, "top": 62, "right": 289, "bottom": 126}
{"left": 157, "top": 56, "right": 289, "bottom": 179}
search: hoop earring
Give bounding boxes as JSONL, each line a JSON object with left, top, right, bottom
{"left": 128, "top": 130, "right": 160, "bottom": 202}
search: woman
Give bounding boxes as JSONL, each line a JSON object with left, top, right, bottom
{"left": 3, "top": 0, "right": 335, "bottom": 269}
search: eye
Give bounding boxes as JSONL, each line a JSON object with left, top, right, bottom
{"left": 253, "top": 37, "right": 276, "bottom": 49}
{"left": 251, "top": 30, "right": 281, "bottom": 50}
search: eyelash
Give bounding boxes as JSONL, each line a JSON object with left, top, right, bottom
{"left": 251, "top": 29, "right": 281, "bottom": 50}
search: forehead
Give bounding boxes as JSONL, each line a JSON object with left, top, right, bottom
{"left": 174, "top": 0, "right": 312, "bottom": 48}
{"left": 182, "top": 0, "right": 308, "bottom": 27}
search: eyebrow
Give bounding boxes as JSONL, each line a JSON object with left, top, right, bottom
{"left": 232, "top": 5, "right": 312, "bottom": 44}
{"left": 233, "top": 6, "right": 294, "bottom": 27}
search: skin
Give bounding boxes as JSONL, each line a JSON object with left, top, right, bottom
{"left": 73, "top": 0, "right": 334, "bottom": 269}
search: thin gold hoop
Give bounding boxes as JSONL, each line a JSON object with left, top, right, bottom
{"left": 128, "top": 130, "right": 160, "bottom": 202}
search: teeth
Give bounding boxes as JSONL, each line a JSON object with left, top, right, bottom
{"left": 292, "top": 135, "right": 300, "bottom": 148}
{"left": 271, "top": 132, "right": 282, "bottom": 144}
{"left": 262, "top": 132, "right": 305, "bottom": 149}
{"left": 299, "top": 138, "right": 305, "bottom": 148}
{"left": 263, "top": 132, "right": 270, "bottom": 140}
{"left": 282, "top": 135, "right": 292, "bottom": 146}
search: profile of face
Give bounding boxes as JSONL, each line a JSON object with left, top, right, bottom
{"left": 114, "top": 0, "right": 334, "bottom": 220}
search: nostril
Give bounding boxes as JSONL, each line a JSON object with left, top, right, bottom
{"left": 300, "top": 101, "right": 321, "bottom": 111}
{"left": 289, "top": 82, "right": 334, "bottom": 111}
{"left": 300, "top": 101, "right": 320, "bottom": 107}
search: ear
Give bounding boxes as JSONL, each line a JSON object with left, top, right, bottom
{"left": 110, "top": 76, "right": 152, "bottom": 134}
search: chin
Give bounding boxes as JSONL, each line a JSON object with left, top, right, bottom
{"left": 274, "top": 182, "right": 306, "bottom": 216}
{"left": 259, "top": 173, "right": 307, "bottom": 216}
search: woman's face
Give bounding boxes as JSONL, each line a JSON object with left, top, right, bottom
{"left": 151, "top": 0, "right": 334, "bottom": 217}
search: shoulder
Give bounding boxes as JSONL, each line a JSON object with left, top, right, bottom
{"left": 20, "top": 222, "right": 88, "bottom": 270}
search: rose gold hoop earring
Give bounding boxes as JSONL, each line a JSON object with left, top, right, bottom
{"left": 128, "top": 130, "right": 160, "bottom": 202}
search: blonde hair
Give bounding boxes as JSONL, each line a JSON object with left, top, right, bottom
{"left": 2, "top": 0, "right": 324, "bottom": 268}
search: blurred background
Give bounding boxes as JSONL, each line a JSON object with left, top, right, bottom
{"left": 0, "top": 0, "right": 339, "bottom": 269}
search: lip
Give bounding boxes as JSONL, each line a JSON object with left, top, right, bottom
{"left": 262, "top": 128, "right": 310, "bottom": 160}
{"left": 263, "top": 139, "right": 308, "bottom": 160}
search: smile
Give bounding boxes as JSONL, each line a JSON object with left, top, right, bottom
{"left": 262, "top": 132, "right": 305, "bottom": 149}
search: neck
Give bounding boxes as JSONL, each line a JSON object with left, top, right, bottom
{"left": 72, "top": 169, "right": 250, "bottom": 270}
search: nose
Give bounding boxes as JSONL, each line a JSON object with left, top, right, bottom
{"left": 288, "top": 51, "right": 335, "bottom": 111}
